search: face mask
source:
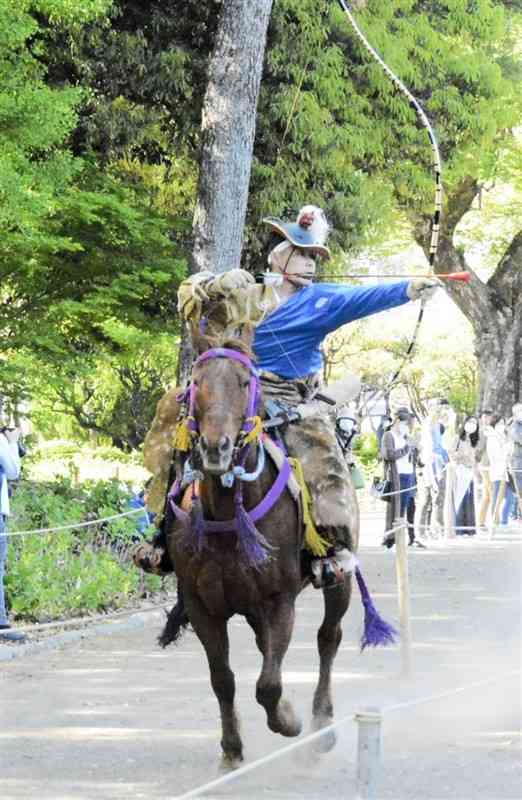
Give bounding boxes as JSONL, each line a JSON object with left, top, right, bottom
{"left": 464, "top": 422, "right": 477, "bottom": 435}
{"left": 496, "top": 423, "right": 505, "bottom": 435}
{"left": 398, "top": 421, "right": 409, "bottom": 435}
{"left": 263, "top": 272, "right": 284, "bottom": 287}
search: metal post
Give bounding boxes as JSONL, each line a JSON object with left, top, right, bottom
{"left": 355, "top": 707, "right": 382, "bottom": 800}
{"left": 394, "top": 518, "right": 412, "bottom": 677}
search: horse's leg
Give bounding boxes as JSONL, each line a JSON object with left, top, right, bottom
{"left": 311, "top": 575, "right": 351, "bottom": 752}
{"left": 185, "top": 594, "right": 243, "bottom": 769}
{"left": 248, "top": 595, "right": 302, "bottom": 738}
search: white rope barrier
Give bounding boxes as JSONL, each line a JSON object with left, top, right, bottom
{"left": 374, "top": 481, "right": 418, "bottom": 498}
{"left": 0, "top": 507, "right": 143, "bottom": 539}
{"left": 172, "top": 669, "right": 521, "bottom": 800}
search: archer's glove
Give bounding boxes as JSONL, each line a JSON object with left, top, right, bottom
{"left": 407, "top": 277, "right": 442, "bottom": 302}
{"left": 212, "top": 269, "right": 254, "bottom": 294}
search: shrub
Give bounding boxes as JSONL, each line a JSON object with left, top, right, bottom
{"left": 5, "top": 478, "right": 166, "bottom": 622}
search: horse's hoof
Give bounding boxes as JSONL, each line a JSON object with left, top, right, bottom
{"left": 269, "top": 699, "right": 302, "bottom": 737}
{"left": 313, "top": 727, "right": 337, "bottom": 753}
{"left": 311, "top": 715, "right": 337, "bottom": 753}
{"left": 220, "top": 753, "right": 244, "bottom": 772}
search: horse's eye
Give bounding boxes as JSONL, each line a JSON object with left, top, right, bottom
{"left": 241, "top": 379, "right": 250, "bottom": 389}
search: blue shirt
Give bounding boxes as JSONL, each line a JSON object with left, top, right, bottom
{"left": 253, "top": 281, "right": 410, "bottom": 379}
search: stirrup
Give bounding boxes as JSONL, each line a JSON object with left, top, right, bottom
{"left": 310, "top": 549, "right": 357, "bottom": 589}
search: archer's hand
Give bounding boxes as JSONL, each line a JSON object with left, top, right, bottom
{"left": 407, "top": 277, "right": 442, "bottom": 302}
{"left": 213, "top": 269, "right": 254, "bottom": 293}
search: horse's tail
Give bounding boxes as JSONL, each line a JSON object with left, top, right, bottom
{"left": 158, "top": 595, "right": 190, "bottom": 648}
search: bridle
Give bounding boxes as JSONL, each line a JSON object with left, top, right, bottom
{"left": 174, "top": 347, "right": 263, "bottom": 463}
{"left": 169, "top": 347, "right": 288, "bottom": 568}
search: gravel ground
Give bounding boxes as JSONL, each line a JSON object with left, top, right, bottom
{"left": 0, "top": 523, "right": 520, "bottom": 800}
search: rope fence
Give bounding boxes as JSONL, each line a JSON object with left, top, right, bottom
{"left": 172, "top": 668, "right": 521, "bottom": 800}
{"left": 0, "top": 507, "right": 143, "bottom": 539}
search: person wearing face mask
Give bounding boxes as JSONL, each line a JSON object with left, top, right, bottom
{"left": 508, "top": 403, "right": 522, "bottom": 511}
{"left": 137, "top": 205, "right": 440, "bottom": 587}
{"left": 476, "top": 409, "right": 493, "bottom": 528}
{"left": 448, "top": 415, "right": 480, "bottom": 535}
{"left": 486, "top": 414, "right": 516, "bottom": 526}
{"left": 380, "top": 408, "right": 420, "bottom": 548}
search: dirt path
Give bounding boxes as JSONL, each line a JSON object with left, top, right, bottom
{"left": 1, "top": 524, "right": 521, "bottom": 800}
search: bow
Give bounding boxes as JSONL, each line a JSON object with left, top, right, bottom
{"left": 337, "top": 0, "right": 443, "bottom": 402}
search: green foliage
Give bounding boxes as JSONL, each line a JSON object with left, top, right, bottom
{"left": 0, "top": 2, "right": 188, "bottom": 448}
{"left": 427, "top": 354, "right": 478, "bottom": 414}
{"left": 0, "top": 0, "right": 520, "bottom": 445}
{"left": 6, "top": 478, "right": 163, "bottom": 621}
{"left": 353, "top": 432, "right": 380, "bottom": 471}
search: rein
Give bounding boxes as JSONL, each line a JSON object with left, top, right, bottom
{"left": 169, "top": 347, "right": 290, "bottom": 568}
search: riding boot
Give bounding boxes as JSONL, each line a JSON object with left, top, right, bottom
{"left": 132, "top": 528, "right": 174, "bottom": 575}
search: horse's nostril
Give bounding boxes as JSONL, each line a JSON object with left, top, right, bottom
{"left": 219, "top": 435, "right": 231, "bottom": 453}
{"left": 200, "top": 435, "right": 209, "bottom": 452}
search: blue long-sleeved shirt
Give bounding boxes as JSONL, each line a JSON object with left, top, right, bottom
{"left": 253, "top": 281, "right": 410, "bottom": 379}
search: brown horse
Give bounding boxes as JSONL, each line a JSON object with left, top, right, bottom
{"left": 163, "top": 337, "right": 355, "bottom": 769}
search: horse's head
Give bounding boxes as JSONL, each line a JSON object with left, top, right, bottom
{"left": 189, "top": 334, "right": 260, "bottom": 475}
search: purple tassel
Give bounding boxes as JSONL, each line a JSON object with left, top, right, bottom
{"left": 234, "top": 492, "right": 272, "bottom": 569}
{"left": 355, "top": 566, "right": 398, "bottom": 651}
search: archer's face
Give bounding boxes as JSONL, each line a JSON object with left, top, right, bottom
{"left": 271, "top": 244, "right": 317, "bottom": 286}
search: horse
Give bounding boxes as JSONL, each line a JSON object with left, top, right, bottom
{"left": 159, "top": 335, "right": 391, "bottom": 769}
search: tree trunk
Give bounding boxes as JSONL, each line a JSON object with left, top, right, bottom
{"left": 475, "top": 231, "right": 522, "bottom": 414}
{"left": 191, "top": 0, "right": 274, "bottom": 275}
{"left": 414, "top": 178, "right": 522, "bottom": 416}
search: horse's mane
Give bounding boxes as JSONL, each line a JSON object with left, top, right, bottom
{"left": 193, "top": 330, "right": 256, "bottom": 362}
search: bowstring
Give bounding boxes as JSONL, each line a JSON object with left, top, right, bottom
{"left": 337, "top": 0, "right": 443, "bottom": 404}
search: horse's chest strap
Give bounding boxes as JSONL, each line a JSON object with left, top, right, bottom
{"left": 168, "top": 456, "right": 291, "bottom": 533}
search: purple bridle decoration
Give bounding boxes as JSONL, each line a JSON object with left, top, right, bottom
{"left": 184, "top": 348, "right": 261, "bottom": 439}
{"left": 171, "top": 347, "right": 283, "bottom": 568}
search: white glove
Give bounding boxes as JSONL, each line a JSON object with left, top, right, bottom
{"left": 406, "top": 277, "right": 442, "bottom": 302}
{"left": 213, "top": 269, "right": 254, "bottom": 294}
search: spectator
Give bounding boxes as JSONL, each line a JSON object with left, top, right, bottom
{"left": 419, "top": 401, "right": 448, "bottom": 536}
{"left": 0, "top": 427, "right": 25, "bottom": 643}
{"left": 404, "top": 413, "right": 426, "bottom": 548}
{"left": 486, "top": 414, "right": 516, "bottom": 526}
{"left": 508, "top": 403, "right": 522, "bottom": 512}
{"left": 476, "top": 409, "right": 493, "bottom": 528}
{"left": 381, "top": 408, "right": 417, "bottom": 549}
{"left": 437, "top": 400, "right": 456, "bottom": 529}
{"left": 448, "top": 416, "right": 480, "bottom": 536}
{"left": 127, "top": 483, "right": 155, "bottom": 540}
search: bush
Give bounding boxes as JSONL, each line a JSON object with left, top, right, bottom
{"left": 5, "top": 478, "right": 166, "bottom": 622}
{"left": 353, "top": 432, "right": 379, "bottom": 476}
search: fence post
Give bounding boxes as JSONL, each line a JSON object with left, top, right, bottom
{"left": 355, "top": 707, "right": 382, "bottom": 800}
{"left": 394, "top": 518, "right": 412, "bottom": 677}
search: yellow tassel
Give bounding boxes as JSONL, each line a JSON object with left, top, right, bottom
{"left": 173, "top": 417, "right": 194, "bottom": 452}
{"left": 288, "top": 458, "right": 329, "bottom": 557}
{"left": 242, "top": 415, "right": 263, "bottom": 445}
